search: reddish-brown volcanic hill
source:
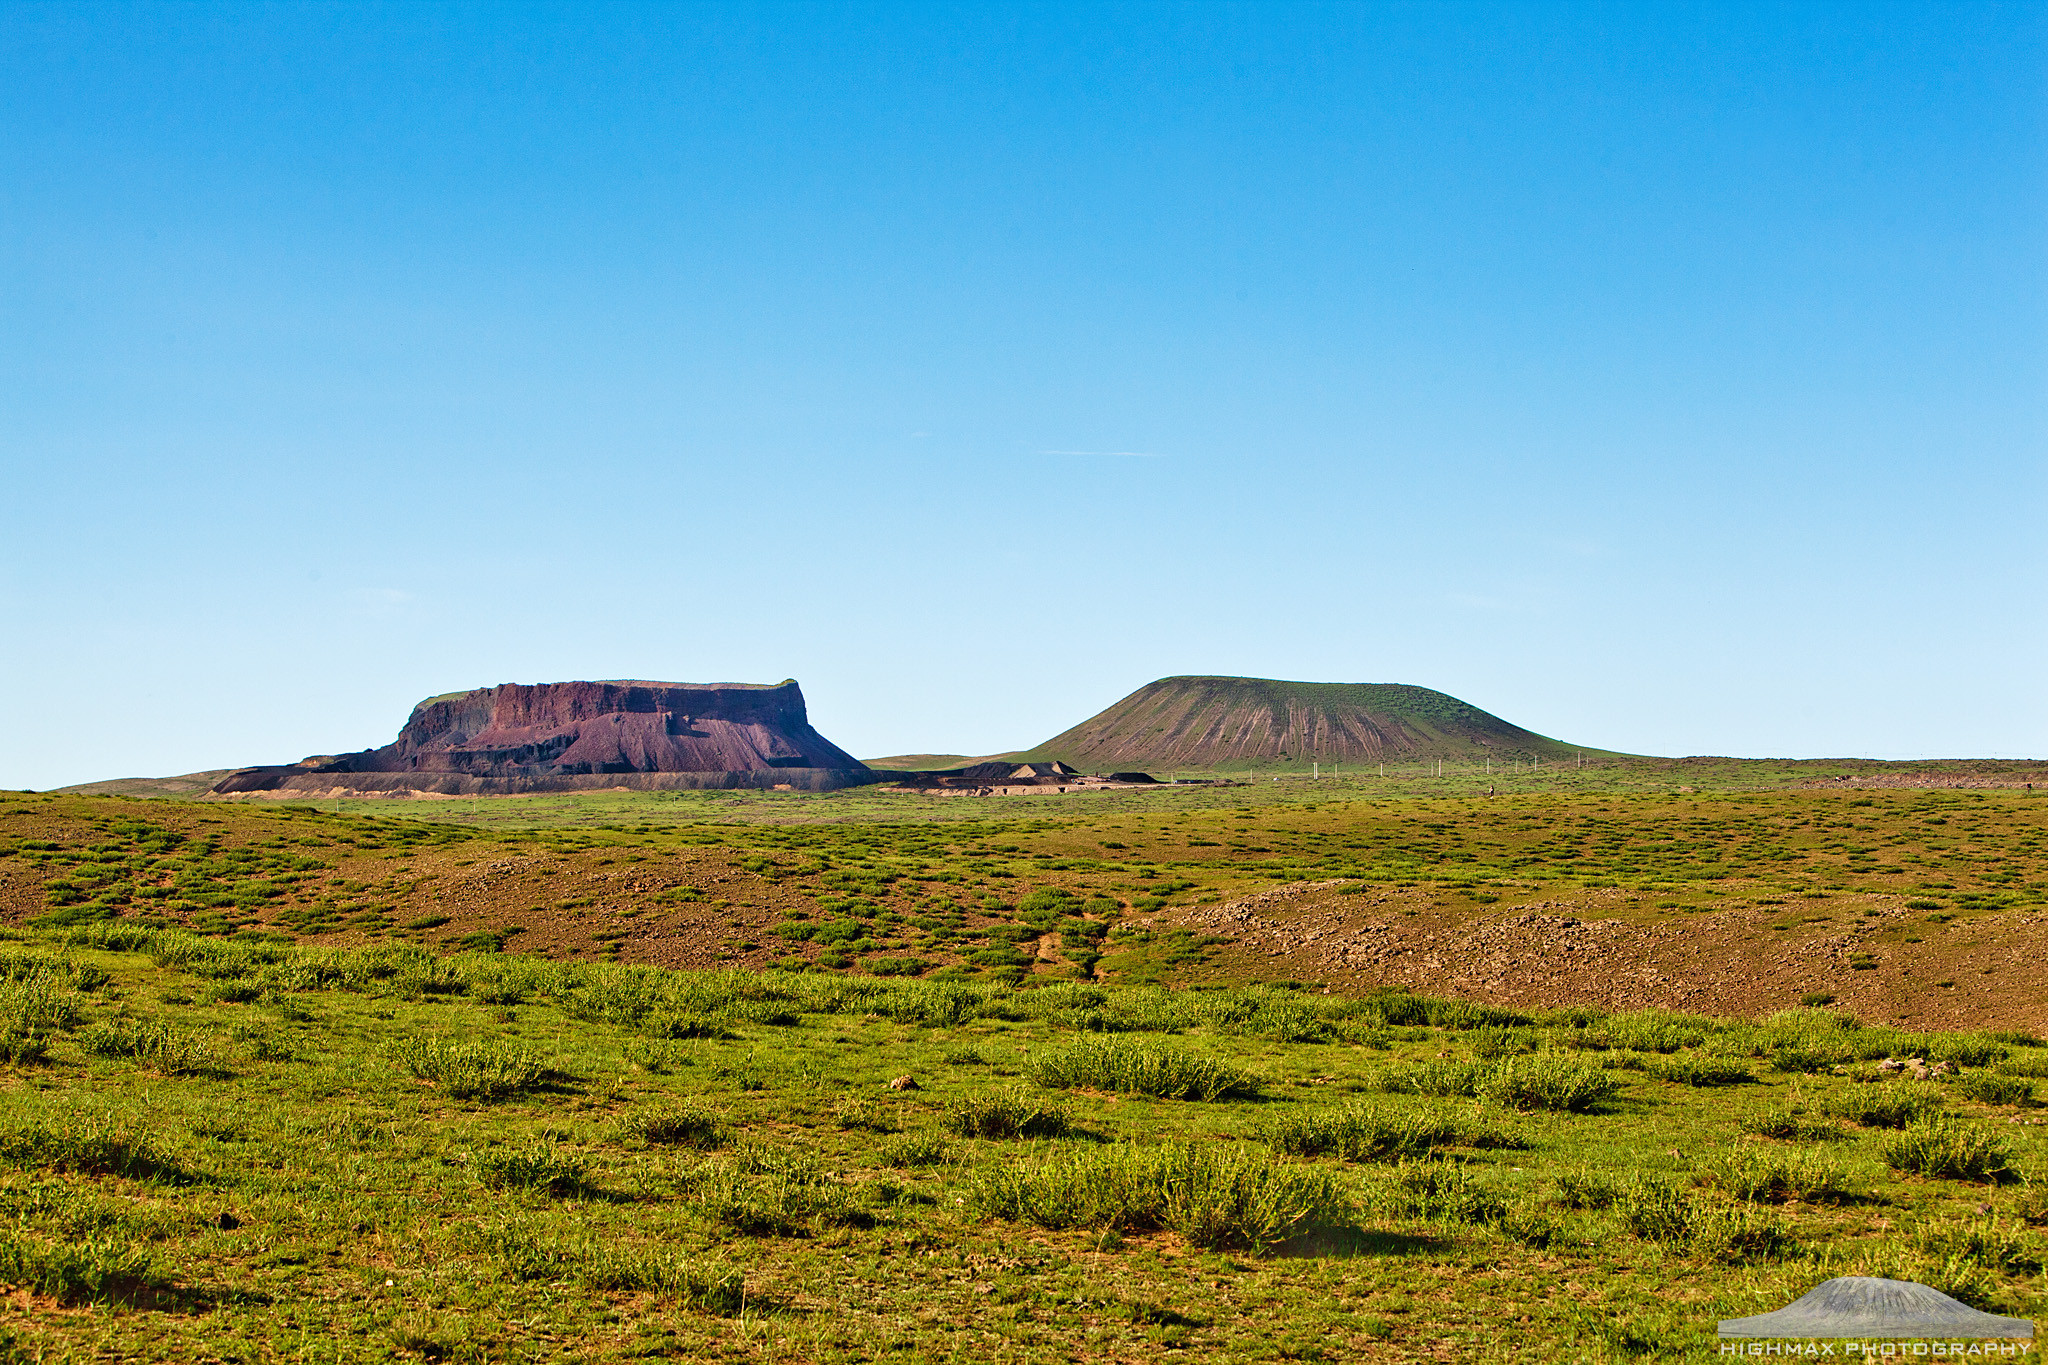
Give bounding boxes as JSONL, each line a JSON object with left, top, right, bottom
{"left": 213, "top": 679, "right": 875, "bottom": 795}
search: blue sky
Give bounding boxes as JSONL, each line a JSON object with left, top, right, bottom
{"left": 3, "top": 1, "right": 2043, "bottom": 788}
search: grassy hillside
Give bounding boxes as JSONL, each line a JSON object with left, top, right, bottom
{"left": 1012, "top": 676, "right": 1607, "bottom": 772}
{"left": 47, "top": 771, "right": 237, "bottom": 799}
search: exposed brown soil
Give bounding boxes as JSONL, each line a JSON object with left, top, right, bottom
{"left": 1170, "top": 883, "right": 2048, "bottom": 1032}
{"left": 0, "top": 803, "right": 805, "bottom": 971}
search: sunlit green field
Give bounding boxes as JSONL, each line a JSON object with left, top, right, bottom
{"left": 0, "top": 924, "right": 2043, "bottom": 1362}
{"left": 0, "top": 776, "right": 2043, "bottom": 1361}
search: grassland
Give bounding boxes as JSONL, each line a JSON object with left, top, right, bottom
{"left": 0, "top": 770, "right": 2043, "bottom": 1360}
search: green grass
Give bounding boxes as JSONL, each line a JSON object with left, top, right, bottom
{"left": 972, "top": 1141, "right": 1349, "bottom": 1252}
{"left": 1263, "top": 1102, "right": 1518, "bottom": 1161}
{"left": 945, "top": 1088, "right": 1074, "bottom": 1139}
{"left": 0, "top": 781, "right": 2044, "bottom": 1361}
{"left": 1025, "top": 1036, "right": 1260, "bottom": 1101}
{"left": 1875, "top": 1117, "right": 2018, "bottom": 1183}
{"left": 1821, "top": 1082, "right": 1942, "bottom": 1128}
{"left": 0, "top": 922, "right": 2037, "bottom": 1360}
{"left": 394, "top": 1036, "right": 550, "bottom": 1101}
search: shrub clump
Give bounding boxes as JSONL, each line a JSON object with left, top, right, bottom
{"left": 1615, "top": 1175, "right": 1791, "bottom": 1262}
{"left": 1698, "top": 1149, "right": 1856, "bottom": 1204}
{"left": 1821, "top": 1083, "right": 1940, "bottom": 1129}
{"left": 1026, "top": 1038, "right": 1258, "bottom": 1101}
{"left": 620, "top": 1105, "right": 728, "bottom": 1149}
{"left": 0, "top": 1120, "right": 186, "bottom": 1182}
{"left": 1377, "top": 1061, "right": 1480, "bottom": 1099}
{"left": 0, "top": 1231, "right": 168, "bottom": 1305}
{"left": 1476, "top": 1055, "right": 1623, "bottom": 1113}
{"left": 1876, "top": 1118, "right": 2016, "bottom": 1183}
{"left": 80, "top": 1020, "right": 221, "bottom": 1077}
{"left": 1372, "top": 1160, "right": 1508, "bottom": 1225}
{"left": 1739, "top": 1108, "right": 1849, "bottom": 1143}
{"left": 1265, "top": 1104, "right": 1517, "bottom": 1162}
{"left": 1650, "top": 1055, "right": 1755, "bottom": 1088}
{"left": 1958, "top": 1073, "right": 2035, "bottom": 1108}
{"left": 472, "top": 1222, "right": 743, "bottom": 1312}
{"left": 945, "top": 1090, "right": 1073, "bottom": 1140}
{"left": 1550, "top": 1167, "right": 1618, "bottom": 1210}
{"left": 974, "top": 1142, "right": 1345, "bottom": 1252}
{"left": 473, "top": 1140, "right": 590, "bottom": 1196}
{"left": 396, "top": 1038, "right": 548, "bottom": 1101}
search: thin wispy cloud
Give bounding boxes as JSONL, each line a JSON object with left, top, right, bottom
{"left": 1038, "top": 448, "right": 1167, "bottom": 458}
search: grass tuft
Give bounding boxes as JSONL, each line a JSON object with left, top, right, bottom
{"left": 1875, "top": 1118, "right": 2017, "bottom": 1183}
{"left": 945, "top": 1089, "right": 1073, "bottom": 1140}
{"left": 620, "top": 1105, "right": 728, "bottom": 1149}
{"left": 974, "top": 1142, "right": 1346, "bottom": 1252}
{"left": 473, "top": 1140, "right": 590, "bottom": 1196}
{"left": 396, "top": 1038, "right": 548, "bottom": 1101}
{"left": 1026, "top": 1038, "right": 1258, "bottom": 1101}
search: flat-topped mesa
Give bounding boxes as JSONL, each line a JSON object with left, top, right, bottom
{"left": 357, "top": 680, "right": 858, "bottom": 777}
{"left": 211, "top": 679, "right": 875, "bottom": 796}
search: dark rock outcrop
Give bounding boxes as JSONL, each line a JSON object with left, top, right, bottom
{"left": 212, "top": 679, "right": 877, "bottom": 796}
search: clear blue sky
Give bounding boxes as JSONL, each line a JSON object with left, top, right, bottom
{"left": 3, "top": 2, "right": 2043, "bottom": 788}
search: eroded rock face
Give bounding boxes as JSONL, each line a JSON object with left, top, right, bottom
{"left": 213, "top": 679, "right": 870, "bottom": 794}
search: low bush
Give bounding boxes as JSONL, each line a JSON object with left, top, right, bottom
{"left": 833, "top": 1096, "right": 899, "bottom": 1134}
{"left": 1372, "top": 1159, "right": 1507, "bottom": 1225}
{"left": 877, "top": 1133, "right": 952, "bottom": 1169}
{"left": 684, "top": 1149, "right": 868, "bottom": 1237}
{"left": 473, "top": 1222, "right": 744, "bottom": 1312}
{"left": 0, "top": 1231, "right": 168, "bottom": 1305}
{"left": 1026, "top": 1038, "right": 1258, "bottom": 1101}
{"left": 1821, "top": 1083, "right": 1940, "bottom": 1129}
{"left": 1925, "top": 1035, "right": 2010, "bottom": 1068}
{"left": 80, "top": 1020, "right": 220, "bottom": 1076}
{"left": 973, "top": 1142, "right": 1346, "bottom": 1252}
{"left": 1550, "top": 1167, "right": 1618, "bottom": 1210}
{"left": 1477, "top": 1055, "right": 1623, "bottom": 1113}
{"left": 1593, "top": 1010, "right": 1712, "bottom": 1054}
{"left": 1767, "top": 1046, "right": 1843, "bottom": 1075}
{"left": 1914, "top": 1216, "right": 2042, "bottom": 1273}
{"left": 395, "top": 1038, "right": 547, "bottom": 1101}
{"left": 1376, "top": 1061, "right": 1480, "bottom": 1099}
{"left": 1876, "top": 1118, "right": 2016, "bottom": 1183}
{"left": 1698, "top": 1148, "right": 1856, "bottom": 1204}
{"left": 0, "top": 1119, "right": 186, "bottom": 1182}
{"left": 1264, "top": 1104, "right": 1517, "bottom": 1162}
{"left": 945, "top": 1090, "right": 1073, "bottom": 1140}
{"left": 1650, "top": 1055, "right": 1754, "bottom": 1088}
{"left": 1615, "top": 1175, "right": 1790, "bottom": 1261}
{"left": 1468, "top": 1026, "right": 1538, "bottom": 1061}
{"left": 573, "top": 1242, "right": 747, "bottom": 1312}
{"left": 1686, "top": 1201, "right": 1794, "bottom": 1263}
{"left": 473, "top": 1140, "right": 590, "bottom": 1196}
{"left": 620, "top": 1105, "right": 728, "bottom": 1149}
{"left": 1739, "top": 1108, "right": 1848, "bottom": 1143}
{"left": 1958, "top": 1074, "right": 2035, "bottom": 1107}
